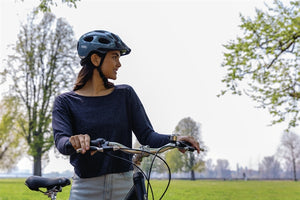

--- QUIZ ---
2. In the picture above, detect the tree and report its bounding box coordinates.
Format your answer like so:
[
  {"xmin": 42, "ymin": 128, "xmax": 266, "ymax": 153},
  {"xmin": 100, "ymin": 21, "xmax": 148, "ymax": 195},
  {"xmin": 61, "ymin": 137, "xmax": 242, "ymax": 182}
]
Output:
[
  {"xmin": 1, "ymin": 11, "xmax": 78, "ymax": 175},
  {"xmin": 258, "ymin": 156, "xmax": 281, "ymax": 179},
  {"xmin": 0, "ymin": 96, "xmax": 25, "ymax": 171},
  {"xmin": 277, "ymin": 131, "xmax": 300, "ymax": 181},
  {"xmin": 235, "ymin": 163, "xmax": 247, "ymax": 180},
  {"xmin": 21, "ymin": 0, "xmax": 80, "ymax": 13},
  {"xmin": 165, "ymin": 117, "xmax": 206, "ymax": 180},
  {"xmin": 202, "ymin": 158, "xmax": 216, "ymax": 178},
  {"xmin": 133, "ymin": 139, "xmax": 167, "ymax": 176},
  {"xmin": 220, "ymin": 0, "xmax": 300, "ymax": 128},
  {"xmin": 215, "ymin": 159, "xmax": 231, "ymax": 179}
]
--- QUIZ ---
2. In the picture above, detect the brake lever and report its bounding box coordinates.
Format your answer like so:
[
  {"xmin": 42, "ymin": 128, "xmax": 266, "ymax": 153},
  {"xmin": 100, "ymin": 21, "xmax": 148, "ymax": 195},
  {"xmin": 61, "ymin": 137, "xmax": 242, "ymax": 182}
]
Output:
[
  {"xmin": 76, "ymin": 146, "xmax": 100, "ymax": 153},
  {"xmin": 76, "ymin": 142, "xmax": 115, "ymax": 154},
  {"xmin": 90, "ymin": 138, "xmax": 106, "ymax": 147}
]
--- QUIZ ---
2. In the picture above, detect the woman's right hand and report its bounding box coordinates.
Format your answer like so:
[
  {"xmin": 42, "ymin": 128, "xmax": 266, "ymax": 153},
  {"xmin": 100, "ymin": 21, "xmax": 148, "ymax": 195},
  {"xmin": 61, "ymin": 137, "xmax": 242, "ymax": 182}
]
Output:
[{"xmin": 69, "ymin": 134, "xmax": 90, "ymax": 154}]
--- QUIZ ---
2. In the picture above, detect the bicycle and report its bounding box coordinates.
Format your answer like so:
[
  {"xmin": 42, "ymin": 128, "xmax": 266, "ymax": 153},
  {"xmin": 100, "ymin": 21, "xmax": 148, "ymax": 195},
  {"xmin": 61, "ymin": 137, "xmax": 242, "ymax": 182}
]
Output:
[{"xmin": 25, "ymin": 135, "xmax": 203, "ymax": 200}]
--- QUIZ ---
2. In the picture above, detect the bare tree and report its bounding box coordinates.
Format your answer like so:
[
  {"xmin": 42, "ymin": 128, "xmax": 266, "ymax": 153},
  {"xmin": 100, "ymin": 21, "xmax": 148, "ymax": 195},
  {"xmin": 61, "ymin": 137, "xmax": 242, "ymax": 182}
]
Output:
[
  {"xmin": 202, "ymin": 158, "xmax": 216, "ymax": 178},
  {"xmin": 259, "ymin": 156, "xmax": 281, "ymax": 179},
  {"xmin": 215, "ymin": 159, "xmax": 231, "ymax": 179},
  {"xmin": 277, "ymin": 131, "xmax": 300, "ymax": 181},
  {"xmin": 1, "ymin": 11, "xmax": 78, "ymax": 176}
]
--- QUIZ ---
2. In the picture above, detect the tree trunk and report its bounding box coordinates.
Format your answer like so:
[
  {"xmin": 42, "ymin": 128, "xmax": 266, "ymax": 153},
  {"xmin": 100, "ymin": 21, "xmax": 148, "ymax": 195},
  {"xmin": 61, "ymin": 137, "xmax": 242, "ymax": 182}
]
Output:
[
  {"xmin": 33, "ymin": 154, "xmax": 42, "ymax": 176},
  {"xmin": 292, "ymin": 157, "xmax": 297, "ymax": 181},
  {"xmin": 190, "ymin": 170, "xmax": 195, "ymax": 180}
]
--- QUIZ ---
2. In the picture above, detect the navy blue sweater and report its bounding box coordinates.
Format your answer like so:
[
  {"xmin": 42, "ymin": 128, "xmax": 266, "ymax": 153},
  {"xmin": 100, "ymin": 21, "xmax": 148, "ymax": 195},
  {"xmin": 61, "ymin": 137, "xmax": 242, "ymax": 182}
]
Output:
[{"xmin": 52, "ymin": 84, "xmax": 170, "ymax": 178}]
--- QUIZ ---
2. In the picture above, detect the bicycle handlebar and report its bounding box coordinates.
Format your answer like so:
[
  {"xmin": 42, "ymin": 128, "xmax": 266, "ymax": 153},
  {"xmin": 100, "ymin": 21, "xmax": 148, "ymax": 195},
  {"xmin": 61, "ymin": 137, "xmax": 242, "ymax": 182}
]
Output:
[
  {"xmin": 65, "ymin": 137, "xmax": 204, "ymax": 200},
  {"xmin": 69, "ymin": 138, "xmax": 200, "ymax": 155}
]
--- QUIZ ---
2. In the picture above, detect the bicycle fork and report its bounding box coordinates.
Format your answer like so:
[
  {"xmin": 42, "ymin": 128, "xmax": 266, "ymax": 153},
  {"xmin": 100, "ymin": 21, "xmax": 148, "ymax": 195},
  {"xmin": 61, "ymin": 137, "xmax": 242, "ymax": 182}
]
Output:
[
  {"xmin": 133, "ymin": 171, "xmax": 147, "ymax": 200},
  {"xmin": 125, "ymin": 171, "xmax": 148, "ymax": 200},
  {"xmin": 125, "ymin": 152, "xmax": 148, "ymax": 200}
]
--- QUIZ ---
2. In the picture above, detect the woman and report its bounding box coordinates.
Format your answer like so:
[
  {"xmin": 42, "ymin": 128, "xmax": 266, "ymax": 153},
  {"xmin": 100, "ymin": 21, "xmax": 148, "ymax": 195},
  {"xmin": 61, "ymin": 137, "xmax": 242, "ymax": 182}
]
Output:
[{"xmin": 52, "ymin": 30, "xmax": 201, "ymax": 200}]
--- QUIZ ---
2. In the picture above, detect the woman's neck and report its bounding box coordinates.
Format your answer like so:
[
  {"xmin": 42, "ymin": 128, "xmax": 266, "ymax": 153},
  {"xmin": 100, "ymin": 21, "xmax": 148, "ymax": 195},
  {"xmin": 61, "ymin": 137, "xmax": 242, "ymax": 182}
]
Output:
[{"xmin": 75, "ymin": 70, "xmax": 114, "ymax": 96}]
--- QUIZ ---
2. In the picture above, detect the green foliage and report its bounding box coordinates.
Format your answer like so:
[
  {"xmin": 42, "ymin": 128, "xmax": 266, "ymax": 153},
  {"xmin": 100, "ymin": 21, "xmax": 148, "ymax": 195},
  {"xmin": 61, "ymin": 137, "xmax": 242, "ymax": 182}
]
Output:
[
  {"xmin": 1, "ymin": 10, "xmax": 78, "ymax": 175},
  {"xmin": 166, "ymin": 149, "xmax": 185, "ymax": 172},
  {"xmin": 165, "ymin": 117, "xmax": 206, "ymax": 179},
  {"xmin": 0, "ymin": 96, "xmax": 26, "ymax": 171},
  {"xmin": 25, "ymin": 0, "xmax": 80, "ymax": 13},
  {"xmin": 220, "ymin": 0, "xmax": 300, "ymax": 129}
]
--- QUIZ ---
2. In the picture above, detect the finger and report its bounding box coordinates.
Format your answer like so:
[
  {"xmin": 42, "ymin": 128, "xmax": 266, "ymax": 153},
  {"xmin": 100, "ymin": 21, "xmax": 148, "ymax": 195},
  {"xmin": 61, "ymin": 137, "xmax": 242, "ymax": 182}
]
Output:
[
  {"xmin": 190, "ymin": 140, "xmax": 201, "ymax": 154},
  {"xmin": 84, "ymin": 134, "xmax": 90, "ymax": 151},
  {"xmin": 79, "ymin": 135, "xmax": 87, "ymax": 154},
  {"xmin": 69, "ymin": 137, "xmax": 76, "ymax": 149},
  {"xmin": 196, "ymin": 143, "xmax": 200, "ymax": 153},
  {"xmin": 74, "ymin": 136, "xmax": 81, "ymax": 150},
  {"xmin": 187, "ymin": 137, "xmax": 201, "ymax": 153},
  {"xmin": 196, "ymin": 144, "xmax": 200, "ymax": 154},
  {"xmin": 179, "ymin": 136, "xmax": 201, "ymax": 154}
]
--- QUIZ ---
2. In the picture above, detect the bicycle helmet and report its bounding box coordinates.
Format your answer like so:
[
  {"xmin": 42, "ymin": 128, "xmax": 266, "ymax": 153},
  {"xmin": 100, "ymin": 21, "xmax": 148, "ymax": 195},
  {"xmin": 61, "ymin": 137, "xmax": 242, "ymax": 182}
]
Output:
[{"xmin": 77, "ymin": 30, "xmax": 131, "ymax": 59}]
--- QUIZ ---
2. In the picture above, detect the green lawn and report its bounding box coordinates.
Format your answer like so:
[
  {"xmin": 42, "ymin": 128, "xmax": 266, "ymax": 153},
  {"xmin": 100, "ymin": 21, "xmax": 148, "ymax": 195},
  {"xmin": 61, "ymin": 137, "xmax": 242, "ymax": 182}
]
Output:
[
  {"xmin": 153, "ymin": 180, "xmax": 300, "ymax": 200},
  {"xmin": 0, "ymin": 178, "xmax": 300, "ymax": 200}
]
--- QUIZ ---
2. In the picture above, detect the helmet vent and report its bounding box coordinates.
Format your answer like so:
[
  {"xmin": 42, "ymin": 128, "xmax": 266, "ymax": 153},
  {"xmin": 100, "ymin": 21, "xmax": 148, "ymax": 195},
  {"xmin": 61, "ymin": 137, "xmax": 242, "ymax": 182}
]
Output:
[
  {"xmin": 98, "ymin": 38, "xmax": 110, "ymax": 44},
  {"xmin": 84, "ymin": 36, "xmax": 94, "ymax": 42}
]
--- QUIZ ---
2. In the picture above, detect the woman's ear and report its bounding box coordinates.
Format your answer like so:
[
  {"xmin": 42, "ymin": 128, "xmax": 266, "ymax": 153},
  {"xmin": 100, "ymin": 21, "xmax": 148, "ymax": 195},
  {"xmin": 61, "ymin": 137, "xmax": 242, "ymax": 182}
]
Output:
[{"xmin": 90, "ymin": 53, "xmax": 101, "ymax": 67}]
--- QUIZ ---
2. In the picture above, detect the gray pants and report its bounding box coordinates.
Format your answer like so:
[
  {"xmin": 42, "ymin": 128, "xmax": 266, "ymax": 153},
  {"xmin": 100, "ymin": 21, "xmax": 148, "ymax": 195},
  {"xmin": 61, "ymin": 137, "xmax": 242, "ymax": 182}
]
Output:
[{"xmin": 69, "ymin": 171, "xmax": 133, "ymax": 200}]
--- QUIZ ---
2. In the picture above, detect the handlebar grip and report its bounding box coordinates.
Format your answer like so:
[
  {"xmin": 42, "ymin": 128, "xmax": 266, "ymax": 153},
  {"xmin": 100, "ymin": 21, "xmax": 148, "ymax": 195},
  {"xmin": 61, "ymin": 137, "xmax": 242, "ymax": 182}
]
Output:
[
  {"xmin": 66, "ymin": 138, "xmax": 106, "ymax": 154},
  {"xmin": 65, "ymin": 140, "xmax": 76, "ymax": 154},
  {"xmin": 66, "ymin": 138, "xmax": 106, "ymax": 148},
  {"xmin": 65, "ymin": 141, "xmax": 72, "ymax": 149}
]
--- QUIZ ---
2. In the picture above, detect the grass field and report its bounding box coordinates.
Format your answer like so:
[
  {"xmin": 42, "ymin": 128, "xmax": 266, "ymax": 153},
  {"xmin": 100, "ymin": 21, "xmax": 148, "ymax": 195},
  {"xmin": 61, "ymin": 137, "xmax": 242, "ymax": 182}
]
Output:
[{"xmin": 0, "ymin": 178, "xmax": 300, "ymax": 200}]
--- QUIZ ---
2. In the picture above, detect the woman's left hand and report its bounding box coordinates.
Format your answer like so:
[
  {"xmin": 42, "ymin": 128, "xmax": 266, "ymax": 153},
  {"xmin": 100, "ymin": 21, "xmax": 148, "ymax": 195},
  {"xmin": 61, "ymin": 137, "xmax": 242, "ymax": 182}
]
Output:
[{"xmin": 177, "ymin": 135, "xmax": 201, "ymax": 154}]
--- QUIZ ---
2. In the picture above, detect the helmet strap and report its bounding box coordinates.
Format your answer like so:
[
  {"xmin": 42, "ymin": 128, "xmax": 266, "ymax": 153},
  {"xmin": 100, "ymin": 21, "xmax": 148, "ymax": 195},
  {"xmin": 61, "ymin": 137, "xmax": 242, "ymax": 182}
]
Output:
[{"xmin": 96, "ymin": 54, "xmax": 112, "ymax": 89}]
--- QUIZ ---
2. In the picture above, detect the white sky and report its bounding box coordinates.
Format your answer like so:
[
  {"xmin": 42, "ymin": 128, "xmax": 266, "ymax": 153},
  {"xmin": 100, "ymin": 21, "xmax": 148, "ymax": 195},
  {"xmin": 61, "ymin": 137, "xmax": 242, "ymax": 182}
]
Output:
[{"xmin": 1, "ymin": 0, "xmax": 296, "ymax": 173}]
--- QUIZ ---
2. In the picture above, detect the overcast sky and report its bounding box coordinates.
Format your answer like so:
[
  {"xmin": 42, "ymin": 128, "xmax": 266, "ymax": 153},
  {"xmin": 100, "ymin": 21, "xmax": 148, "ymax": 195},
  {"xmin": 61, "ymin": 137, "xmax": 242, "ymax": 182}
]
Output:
[{"xmin": 1, "ymin": 0, "xmax": 296, "ymax": 173}]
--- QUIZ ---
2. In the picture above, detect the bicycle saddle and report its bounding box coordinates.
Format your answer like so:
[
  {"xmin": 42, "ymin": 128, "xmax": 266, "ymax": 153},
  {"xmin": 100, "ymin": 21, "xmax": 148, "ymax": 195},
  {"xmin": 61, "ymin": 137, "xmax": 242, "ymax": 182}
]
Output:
[{"xmin": 25, "ymin": 176, "xmax": 71, "ymax": 191}]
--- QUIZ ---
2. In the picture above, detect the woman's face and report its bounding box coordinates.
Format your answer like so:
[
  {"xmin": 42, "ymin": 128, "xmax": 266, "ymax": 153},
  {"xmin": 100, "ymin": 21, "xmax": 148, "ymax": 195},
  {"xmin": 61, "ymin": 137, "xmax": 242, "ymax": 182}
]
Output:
[{"xmin": 101, "ymin": 51, "xmax": 121, "ymax": 80}]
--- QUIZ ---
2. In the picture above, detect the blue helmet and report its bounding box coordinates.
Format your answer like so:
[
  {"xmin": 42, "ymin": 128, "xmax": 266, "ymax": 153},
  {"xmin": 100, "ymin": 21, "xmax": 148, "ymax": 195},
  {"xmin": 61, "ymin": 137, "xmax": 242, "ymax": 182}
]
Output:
[{"xmin": 77, "ymin": 30, "xmax": 131, "ymax": 59}]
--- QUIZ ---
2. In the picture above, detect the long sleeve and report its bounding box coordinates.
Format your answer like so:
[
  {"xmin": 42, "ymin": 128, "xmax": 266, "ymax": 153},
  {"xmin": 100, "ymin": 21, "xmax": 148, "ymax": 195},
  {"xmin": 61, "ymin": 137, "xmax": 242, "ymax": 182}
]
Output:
[
  {"xmin": 127, "ymin": 86, "xmax": 169, "ymax": 147},
  {"xmin": 52, "ymin": 95, "xmax": 75, "ymax": 155}
]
